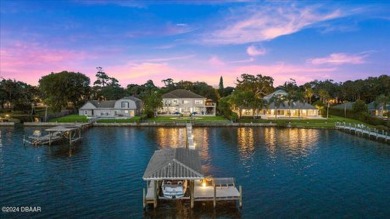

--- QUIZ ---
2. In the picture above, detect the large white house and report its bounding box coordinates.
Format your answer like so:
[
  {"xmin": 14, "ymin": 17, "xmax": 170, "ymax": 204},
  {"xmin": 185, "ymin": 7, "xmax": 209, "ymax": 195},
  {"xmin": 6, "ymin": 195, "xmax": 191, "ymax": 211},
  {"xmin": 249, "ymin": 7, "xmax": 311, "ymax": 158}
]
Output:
[
  {"xmin": 159, "ymin": 89, "xmax": 216, "ymax": 116},
  {"xmin": 79, "ymin": 96, "xmax": 142, "ymax": 118},
  {"xmin": 233, "ymin": 90, "xmax": 320, "ymax": 119}
]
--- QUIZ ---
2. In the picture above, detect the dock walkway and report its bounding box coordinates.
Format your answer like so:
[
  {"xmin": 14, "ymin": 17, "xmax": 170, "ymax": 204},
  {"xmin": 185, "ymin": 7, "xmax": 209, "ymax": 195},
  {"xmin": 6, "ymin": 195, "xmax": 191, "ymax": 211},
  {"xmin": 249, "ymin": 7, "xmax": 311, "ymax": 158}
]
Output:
[{"xmin": 336, "ymin": 122, "xmax": 390, "ymax": 143}]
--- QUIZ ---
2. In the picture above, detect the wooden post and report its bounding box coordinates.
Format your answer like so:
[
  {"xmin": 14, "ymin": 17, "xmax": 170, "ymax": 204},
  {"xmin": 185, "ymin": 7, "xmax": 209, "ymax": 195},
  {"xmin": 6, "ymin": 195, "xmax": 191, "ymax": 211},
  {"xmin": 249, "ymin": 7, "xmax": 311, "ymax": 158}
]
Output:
[
  {"xmin": 190, "ymin": 180, "xmax": 194, "ymax": 209},
  {"xmin": 154, "ymin": 180, "xmax": 158, "ymax": 208},
  {"xmin": 49, "ymin": 132, "xmax": 52, "ymax": 146},
  {"xmin": 143, "ymin": 188, "xmax": 146, "ymax": 209},
  {"xmin": 213, "ymin": 184, "xmax": 216, "ymax": 208},
  {"xmin": 69, "ymin": 131, "xmax": 72, "ymax": 145},
  {"xmin": 239, "ymin": 185, "xmax": 243, "ymax": 208}
]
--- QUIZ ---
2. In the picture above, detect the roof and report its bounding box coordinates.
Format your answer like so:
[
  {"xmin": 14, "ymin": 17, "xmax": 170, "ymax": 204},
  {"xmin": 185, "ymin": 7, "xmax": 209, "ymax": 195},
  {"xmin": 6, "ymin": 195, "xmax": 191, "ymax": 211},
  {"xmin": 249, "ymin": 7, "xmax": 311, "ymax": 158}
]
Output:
[
  {"xmin": 367, "ymin": 101, "xmax": 390, "ymax": 110},
  {"xmin": 143, "ymin": 148, "xmax": 204, "ymax": 180},
  {"xmin": 267, "ymin": 101, "xmax": 317, "ymax": 110},
  {"xmin": 162, "ymin": 89, "xmax": 205, "ymax": 99},
  {"xmin": 83, "ymin": 96, "xmax": 142, "ymax": 109},
  {"xmin": 263, "ymin": 90, "xmax": 288, "ymax": 101},
  {"xmin": 89, "ymin": 100, "xmax": 116, "ymax": 108}
]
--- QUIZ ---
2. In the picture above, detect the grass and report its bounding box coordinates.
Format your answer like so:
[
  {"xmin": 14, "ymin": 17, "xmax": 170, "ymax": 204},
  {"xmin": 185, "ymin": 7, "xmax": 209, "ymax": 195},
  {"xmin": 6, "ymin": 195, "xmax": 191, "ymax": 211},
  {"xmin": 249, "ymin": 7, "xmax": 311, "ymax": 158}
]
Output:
[
  {"xmin": 146, "ymin": 116, "xmax": 229, "ymax": 123},
  {"xmin": 96, "ymin": 116, "xmax": 141, "ymax": 123},
  {"xmin": 237, "ymin": 115, "xmax": 371, "ymax": 128},
  {"xmin": 49, "ymin": 114, "xmax": 88, "ymax": 123}
]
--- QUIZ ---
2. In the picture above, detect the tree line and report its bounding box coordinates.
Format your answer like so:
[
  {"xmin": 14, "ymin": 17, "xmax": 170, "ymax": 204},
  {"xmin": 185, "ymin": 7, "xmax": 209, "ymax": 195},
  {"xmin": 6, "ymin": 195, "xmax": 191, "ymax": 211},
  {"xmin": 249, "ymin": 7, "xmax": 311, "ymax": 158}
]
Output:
[{"xmin": 1, "ymin": 68, "xmax": 389, "ymax": 120}]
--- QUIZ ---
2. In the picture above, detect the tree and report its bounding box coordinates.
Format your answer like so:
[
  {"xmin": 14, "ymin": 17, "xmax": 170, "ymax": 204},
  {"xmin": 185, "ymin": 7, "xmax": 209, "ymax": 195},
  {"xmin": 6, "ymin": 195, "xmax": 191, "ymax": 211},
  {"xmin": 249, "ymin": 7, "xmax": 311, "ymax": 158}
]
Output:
[
  {"xmin": 218, "ymin": 76, "xmax": 224, "ymax": 97},
  {"xmin": 39, "ymin": 71, "xmax": 90, "ymax": 112},
  {"xmin": 352, "ymin": 99, "xmax": 369, "ymax": 120},
  {"xmin": 94, "ymin": 67, "xmax": 110, "ymax": 87},
  {"xmin": 0, "ymin": 79, "xmax": 38, "ymax": 111},
  {"xmin": 92, "ymin": 67, "xmax": 125, "ymax": 100},
  {"xmin": 304, "ymin": 86, "xmax": 314, "ymax": 104},
  {"xmin": 139, "ymin": 80, "xmax": 162, "ymax": 118}
]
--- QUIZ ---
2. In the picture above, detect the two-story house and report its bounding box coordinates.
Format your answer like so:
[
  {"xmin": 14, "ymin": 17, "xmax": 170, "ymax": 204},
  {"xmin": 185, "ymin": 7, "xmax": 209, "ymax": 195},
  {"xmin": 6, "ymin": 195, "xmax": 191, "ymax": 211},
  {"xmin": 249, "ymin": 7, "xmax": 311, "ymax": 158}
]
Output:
[
  {"xmin": 79, "ymin": 96, "xmax": 142, "ymax": 118},
  {"xmin": 159, "ymin": 89, "xmax": 216, "ymax": 116}
]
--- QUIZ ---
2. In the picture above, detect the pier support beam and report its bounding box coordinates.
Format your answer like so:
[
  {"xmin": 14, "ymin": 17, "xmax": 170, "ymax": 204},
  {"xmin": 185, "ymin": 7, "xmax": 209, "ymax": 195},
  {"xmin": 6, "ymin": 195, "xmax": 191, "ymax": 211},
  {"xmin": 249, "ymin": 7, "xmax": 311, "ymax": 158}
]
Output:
[
  {"xmin": 239, "ymin": 185, "xmax": 242, "ymax": 208},
  {"xmin": 143, "ymin": 188, "xmax": 146, "ymax": 209},
  {"xmin": 190, "ymin": 181, "xmax": 194, "ymax": 209},
  {"xmin": 213, "ymin": 184, "xmax": 216, "ymax": 208},
  {"xmin": 154, "ymin": 180, "xmax": 158, "ymax": 208}
]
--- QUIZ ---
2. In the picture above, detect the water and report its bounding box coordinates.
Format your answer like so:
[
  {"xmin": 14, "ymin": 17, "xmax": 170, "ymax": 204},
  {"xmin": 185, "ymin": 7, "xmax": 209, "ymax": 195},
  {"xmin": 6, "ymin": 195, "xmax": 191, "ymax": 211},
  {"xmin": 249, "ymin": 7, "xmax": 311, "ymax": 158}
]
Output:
[{"xmin": 1, "ymin": 126, "xmax": 390, "ymax": 218}]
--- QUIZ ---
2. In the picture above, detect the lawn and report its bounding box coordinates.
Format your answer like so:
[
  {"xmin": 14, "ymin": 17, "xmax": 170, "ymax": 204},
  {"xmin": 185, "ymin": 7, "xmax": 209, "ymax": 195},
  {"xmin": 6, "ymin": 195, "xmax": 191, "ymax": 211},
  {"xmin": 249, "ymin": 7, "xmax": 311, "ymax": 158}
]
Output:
[
  {"xmin": 49, "ymin": 114, "xmax": 88, "ymax": 123},
  {"xmin": 237, "ymin": 115, "xmax": 371, "ymax": 128},
  {"xmin": 96, "ymin": 116, "xmax": 141, "ymax": 123},
  {"xmin": 146, "ymin": 116, "xmax": 229, "ymax": 123}
]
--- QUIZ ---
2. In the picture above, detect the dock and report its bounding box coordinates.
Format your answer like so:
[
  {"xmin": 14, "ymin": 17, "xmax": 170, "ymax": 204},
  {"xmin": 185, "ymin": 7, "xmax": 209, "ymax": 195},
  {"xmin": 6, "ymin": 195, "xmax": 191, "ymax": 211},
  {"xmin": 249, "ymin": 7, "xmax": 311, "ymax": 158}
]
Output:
[
  {"xmin": 142, "ymin": 147, "xmax": 242, "ymax": 209},
  {"xmin": 23, "ymin": 125, "xmax": 84, "ymax": 146},
  {"xmin": 336, "ymin": 122, "xmax": 390, "ymax": 143}
]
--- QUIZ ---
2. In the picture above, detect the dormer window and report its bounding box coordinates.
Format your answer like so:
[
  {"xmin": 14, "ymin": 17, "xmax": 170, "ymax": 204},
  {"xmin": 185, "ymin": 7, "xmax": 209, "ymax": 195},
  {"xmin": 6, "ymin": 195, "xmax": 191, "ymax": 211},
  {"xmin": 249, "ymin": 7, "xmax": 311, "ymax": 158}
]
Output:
[{"xmin": 121, "ymin": 102, "xmax": 129, "ymax": 108}]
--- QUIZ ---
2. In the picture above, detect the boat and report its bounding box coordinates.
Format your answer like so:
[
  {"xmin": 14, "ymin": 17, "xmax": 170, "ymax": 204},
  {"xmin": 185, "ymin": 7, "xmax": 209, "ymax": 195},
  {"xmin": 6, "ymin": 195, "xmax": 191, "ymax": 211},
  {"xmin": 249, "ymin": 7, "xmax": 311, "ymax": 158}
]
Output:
[{"xmin": 161, "ymin": 180, "xmax": 187, "ymax": 199}]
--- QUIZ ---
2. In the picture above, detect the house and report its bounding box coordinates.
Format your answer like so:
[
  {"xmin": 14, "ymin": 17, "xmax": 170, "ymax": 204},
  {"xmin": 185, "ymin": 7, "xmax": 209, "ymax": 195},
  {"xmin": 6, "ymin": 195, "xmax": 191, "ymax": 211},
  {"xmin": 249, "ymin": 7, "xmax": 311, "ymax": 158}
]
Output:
[
  {"xmin": 79, "ymin": 96, "xmax": 142, "ymax": 118},
  {"xmin": 159, "ymin": 89, "xmax": 216, "ymax": 116},
  {"xmin": 233, "ymin": 90, "xmax": 320, "ymax": 119},
  {"xmin": 368, "ymin": 102, "xmax": 390, "ymax": 118}
]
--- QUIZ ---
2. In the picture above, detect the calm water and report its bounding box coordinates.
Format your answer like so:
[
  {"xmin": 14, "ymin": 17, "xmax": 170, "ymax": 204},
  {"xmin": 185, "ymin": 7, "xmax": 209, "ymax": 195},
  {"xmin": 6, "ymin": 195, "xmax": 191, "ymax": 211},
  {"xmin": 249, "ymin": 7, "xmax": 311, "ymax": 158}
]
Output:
[{"xmin": 1, "ymin": 126, "xmax": 390, "ymax": 218}]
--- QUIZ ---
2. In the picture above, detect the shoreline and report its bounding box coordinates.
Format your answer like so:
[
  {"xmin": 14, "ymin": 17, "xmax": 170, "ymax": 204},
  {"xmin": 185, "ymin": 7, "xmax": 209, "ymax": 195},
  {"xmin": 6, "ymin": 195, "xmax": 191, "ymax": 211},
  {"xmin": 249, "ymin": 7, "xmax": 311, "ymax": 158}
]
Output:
[{"xmin": 16, "ymin": 122, "xmax": 334, "ymax": 129}]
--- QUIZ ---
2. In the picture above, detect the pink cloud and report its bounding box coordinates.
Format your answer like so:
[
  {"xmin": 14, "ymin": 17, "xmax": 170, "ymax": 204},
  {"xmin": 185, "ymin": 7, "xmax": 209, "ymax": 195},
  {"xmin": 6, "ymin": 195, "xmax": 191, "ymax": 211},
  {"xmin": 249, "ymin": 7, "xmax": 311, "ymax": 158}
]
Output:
[
  {"xmin": 308, "ymin": 53, "xmax": 368, "ymax": 65},
  {"xmin": 204, "ymin": 4, "xmax": 344, "ymax": 44},
  {"xmin": 208, "ymin": 56, "xmax": 226, "ymax": 66},
  {"xmin": 246, "ymin": 45, "xmax": 266, "ymax": 56},
  {"xmin": 0, "ymin": 41, "xmax": 95, "ymax": 85}
]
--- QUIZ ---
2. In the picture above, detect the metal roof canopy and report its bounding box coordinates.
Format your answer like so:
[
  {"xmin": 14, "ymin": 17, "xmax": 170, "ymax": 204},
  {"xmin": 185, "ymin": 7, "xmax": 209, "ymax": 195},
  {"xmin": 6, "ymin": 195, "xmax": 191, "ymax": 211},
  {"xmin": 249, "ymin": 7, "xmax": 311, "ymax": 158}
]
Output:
[
  {"xmin": 45, "ymin": 125, "xmax": 81, "ymax": 132},
  {"xmin": 143, "ymin": 148, "xmax": 204, "ymax": 180}
]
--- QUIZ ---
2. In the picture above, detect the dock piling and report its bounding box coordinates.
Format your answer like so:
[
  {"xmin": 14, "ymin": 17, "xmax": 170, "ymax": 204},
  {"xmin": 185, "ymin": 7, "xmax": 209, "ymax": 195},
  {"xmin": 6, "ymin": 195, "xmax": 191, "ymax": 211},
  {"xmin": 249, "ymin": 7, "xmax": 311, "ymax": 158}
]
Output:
[{"xmin": 239, "ymin": 185, "xmax": 243, "ymax": 208}]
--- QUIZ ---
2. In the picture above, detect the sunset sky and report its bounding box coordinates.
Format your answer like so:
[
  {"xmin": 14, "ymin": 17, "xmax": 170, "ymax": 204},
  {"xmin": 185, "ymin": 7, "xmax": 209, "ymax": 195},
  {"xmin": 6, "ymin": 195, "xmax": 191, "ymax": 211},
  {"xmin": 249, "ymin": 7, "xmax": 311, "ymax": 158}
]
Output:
[{"xmin": 1, "ymin": 0, "xmax": 389, "ymax": 87}]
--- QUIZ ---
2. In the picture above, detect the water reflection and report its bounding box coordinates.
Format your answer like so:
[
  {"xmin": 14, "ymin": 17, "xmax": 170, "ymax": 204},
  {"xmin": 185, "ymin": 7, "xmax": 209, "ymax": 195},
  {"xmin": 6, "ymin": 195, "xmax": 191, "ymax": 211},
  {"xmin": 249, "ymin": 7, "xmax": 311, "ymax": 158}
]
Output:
[
  {"xmin": 155, "ymin": 127, "xmax": 186, "ymax": 148},
  {"xmin": 237, "ymin": 127, "xmax": 255, "ymax": 161}
]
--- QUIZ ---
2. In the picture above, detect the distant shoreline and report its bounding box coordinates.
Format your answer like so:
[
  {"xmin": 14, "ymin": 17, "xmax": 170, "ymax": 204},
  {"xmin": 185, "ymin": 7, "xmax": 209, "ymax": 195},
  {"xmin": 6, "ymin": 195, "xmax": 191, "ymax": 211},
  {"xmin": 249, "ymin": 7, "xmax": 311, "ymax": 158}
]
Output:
[{"xmin": 16, "ymin": 122, "xmax": 334, "ymax": 129}]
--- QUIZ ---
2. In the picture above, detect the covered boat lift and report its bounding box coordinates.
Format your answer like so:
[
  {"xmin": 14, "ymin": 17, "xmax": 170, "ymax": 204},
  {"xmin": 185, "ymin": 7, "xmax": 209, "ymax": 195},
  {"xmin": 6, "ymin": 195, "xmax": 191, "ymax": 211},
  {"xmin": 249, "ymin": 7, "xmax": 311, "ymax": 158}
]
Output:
[{"xmin": 142, "ymin": 148, "xmax": 242, "ymax": 209}]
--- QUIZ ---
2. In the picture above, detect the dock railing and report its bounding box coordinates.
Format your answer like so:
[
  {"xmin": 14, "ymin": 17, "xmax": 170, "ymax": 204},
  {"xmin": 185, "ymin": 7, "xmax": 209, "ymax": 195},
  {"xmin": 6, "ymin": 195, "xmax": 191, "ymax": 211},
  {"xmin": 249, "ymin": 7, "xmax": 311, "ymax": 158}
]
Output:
[{"xmin": 335, "ymin": 122, "xmax": 390, "ymax": 143}]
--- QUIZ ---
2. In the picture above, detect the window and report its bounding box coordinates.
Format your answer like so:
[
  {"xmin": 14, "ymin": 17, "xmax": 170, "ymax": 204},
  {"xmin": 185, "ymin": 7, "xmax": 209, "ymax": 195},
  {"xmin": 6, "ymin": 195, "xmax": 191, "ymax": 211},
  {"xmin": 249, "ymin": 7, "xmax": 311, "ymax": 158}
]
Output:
[
  {"xmin": 172, "ymin": 99, "xmax": 178, "ymax": 104},
  {"xmin": 121, "ymin": 101, "xmax": 129, "ymax": 108},
  {"xmin": 195, "ymin": 100, "xmax": 203, "ymax": 104},
  {"xmin": 183, "ymin": 100, "xmax": 189, "ymax": 104},
  {"xmin": 84, "ymin": 110, "xmax": 88, "ymax": 115}
]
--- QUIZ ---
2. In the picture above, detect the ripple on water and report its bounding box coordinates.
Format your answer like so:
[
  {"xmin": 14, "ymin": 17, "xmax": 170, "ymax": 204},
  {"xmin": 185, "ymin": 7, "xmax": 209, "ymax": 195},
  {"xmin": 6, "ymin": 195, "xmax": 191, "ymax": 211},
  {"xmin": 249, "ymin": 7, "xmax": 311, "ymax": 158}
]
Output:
[{"xmin": 1, "ymin": 127, "xmax": 390, "ymax": 218}]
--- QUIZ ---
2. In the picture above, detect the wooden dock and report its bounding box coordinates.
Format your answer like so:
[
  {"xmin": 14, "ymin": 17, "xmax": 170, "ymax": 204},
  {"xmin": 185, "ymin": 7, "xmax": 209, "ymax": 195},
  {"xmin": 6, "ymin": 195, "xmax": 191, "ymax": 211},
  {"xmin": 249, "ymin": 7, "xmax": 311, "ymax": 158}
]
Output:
[
  {"xmin": 23, "ymin": 124, "xmax": 85, "ymax": 146},
  {"xmin": 336, "ymin": 122, "xmax": 390, "ymax": 143}
]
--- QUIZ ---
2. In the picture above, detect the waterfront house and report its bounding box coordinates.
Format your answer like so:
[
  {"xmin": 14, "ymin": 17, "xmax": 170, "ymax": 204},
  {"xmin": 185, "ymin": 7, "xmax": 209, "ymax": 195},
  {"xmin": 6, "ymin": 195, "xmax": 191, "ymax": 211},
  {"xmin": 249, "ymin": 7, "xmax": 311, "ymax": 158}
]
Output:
[
  {"xmin": 159, "ymin": 89, "xmax": 216, "ymax": 116},
  {"xmin": 368, "ymin": 102, "xmax": 390, "ymax": 118},
  {"xmin": 233, "ymin": 90, "xmax": 320, "ymax": 119},
  {"xmin": 79, "ymin": 96, "xmax": 142, "ymax": 118}
]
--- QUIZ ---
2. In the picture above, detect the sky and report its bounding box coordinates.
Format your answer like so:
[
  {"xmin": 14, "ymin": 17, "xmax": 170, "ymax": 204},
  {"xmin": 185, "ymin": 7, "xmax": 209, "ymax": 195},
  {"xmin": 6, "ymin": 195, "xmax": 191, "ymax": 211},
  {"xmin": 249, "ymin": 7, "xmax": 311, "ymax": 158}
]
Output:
[{"xmin": 0, "ymin": 0, "xmax": 389, "ymax": 87}]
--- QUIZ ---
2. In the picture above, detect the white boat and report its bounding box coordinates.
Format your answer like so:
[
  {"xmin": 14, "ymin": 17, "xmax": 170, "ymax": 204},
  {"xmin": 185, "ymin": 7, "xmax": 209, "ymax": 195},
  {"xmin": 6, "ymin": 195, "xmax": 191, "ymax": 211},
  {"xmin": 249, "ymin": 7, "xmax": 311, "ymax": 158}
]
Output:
[{"xmin": 161, "ymin": 180, "xmax": 187, "ymax": 199}]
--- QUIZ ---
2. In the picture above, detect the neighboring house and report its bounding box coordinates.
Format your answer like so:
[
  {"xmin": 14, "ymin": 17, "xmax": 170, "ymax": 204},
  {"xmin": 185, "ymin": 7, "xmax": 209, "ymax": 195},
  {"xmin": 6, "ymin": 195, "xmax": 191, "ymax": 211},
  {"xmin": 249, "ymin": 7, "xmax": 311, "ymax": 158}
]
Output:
[
  {"xmin": 159, "ymin": 89, "xmax": 216, "ymax": 116},
  {"xmin": 233, "ymin": 90, "xmax": 320, "ymax": 119},
  {"xmin": 79, "ymin": 96, "xmax": 142, "ymax": 118},
  {"xmin": 368, "ymin": 102, "xmax": 390, "ymax": 118}
]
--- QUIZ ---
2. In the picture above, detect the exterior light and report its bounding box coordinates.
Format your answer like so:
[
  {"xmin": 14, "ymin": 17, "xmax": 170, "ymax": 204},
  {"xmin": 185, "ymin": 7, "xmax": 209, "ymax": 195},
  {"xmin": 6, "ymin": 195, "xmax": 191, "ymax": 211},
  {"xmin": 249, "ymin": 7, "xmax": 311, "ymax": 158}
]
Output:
[{"xmin": 202, "ymin": 180, "xmax": 207, "ymax": 187}]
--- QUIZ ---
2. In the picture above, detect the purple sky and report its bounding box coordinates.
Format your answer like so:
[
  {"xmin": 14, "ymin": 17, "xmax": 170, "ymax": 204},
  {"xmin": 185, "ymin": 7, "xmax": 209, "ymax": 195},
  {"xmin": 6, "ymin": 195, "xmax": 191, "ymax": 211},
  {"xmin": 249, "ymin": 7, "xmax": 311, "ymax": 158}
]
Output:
[{"xmin": 1, "ymin": 0, "xmax": 389, "ymax": 87}]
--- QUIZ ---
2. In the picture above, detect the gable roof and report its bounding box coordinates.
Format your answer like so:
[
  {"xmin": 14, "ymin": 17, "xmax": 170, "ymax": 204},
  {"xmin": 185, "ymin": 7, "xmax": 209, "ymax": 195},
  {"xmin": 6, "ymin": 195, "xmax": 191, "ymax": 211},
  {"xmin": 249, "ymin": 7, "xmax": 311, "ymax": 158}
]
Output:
[
  {"xmin": 263, "ymin": 90, "xmax": 288, "ymax": 101},
  {"xmin": 143, "ymin": 148, "xmax": 204, "ymax": 180},
  {"xmin": 162, "ymin": 89, "xmax": 205, "ymax": 99}
]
